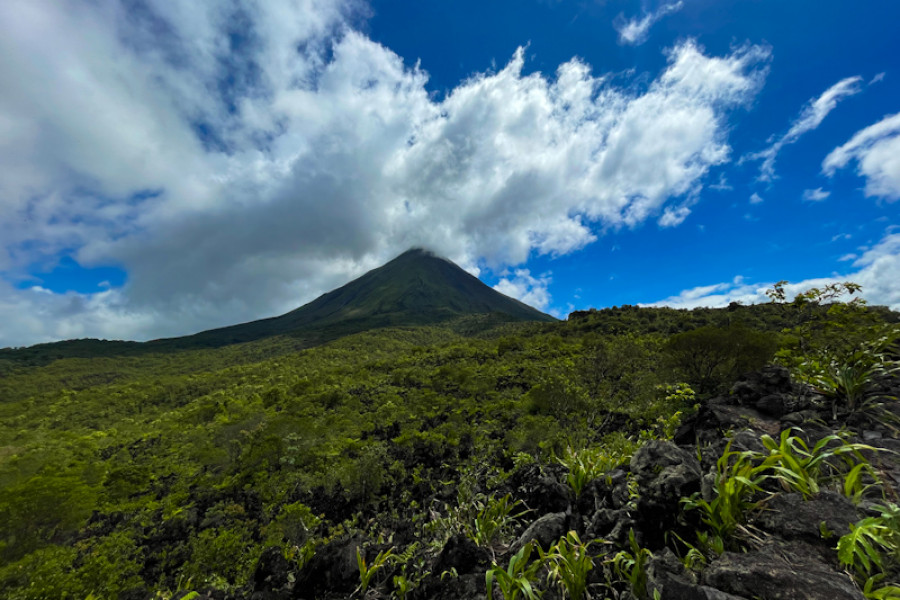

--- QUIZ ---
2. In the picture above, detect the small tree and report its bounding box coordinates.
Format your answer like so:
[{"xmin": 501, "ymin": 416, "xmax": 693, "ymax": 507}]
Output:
[
  {"xmin": 576, "ymin": 334, "xmax": 661, "ymax": 429},
  {"xmin": 664, "ymin": 325, "xmax": 776, "ymax": 395},
  {"xmin": 768, "ymin": 281, "xmax": 894, "ymax": 366},
  {"xmin": 767, "ymin": 281, "xmax": 900, "ymax": 418}
]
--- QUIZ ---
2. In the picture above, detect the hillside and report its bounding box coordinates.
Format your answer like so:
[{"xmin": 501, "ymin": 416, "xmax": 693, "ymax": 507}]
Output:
[
  {"xmin": 0, "ymin": 249, "xmax": 554, "ymax": 365},
  {"xmin": 1, "ymin": 283, "xmax": 899, "ymax": 600},
  {"xmin": 172, "ymin": 248, "xmax": 555, "ymax": 348}
]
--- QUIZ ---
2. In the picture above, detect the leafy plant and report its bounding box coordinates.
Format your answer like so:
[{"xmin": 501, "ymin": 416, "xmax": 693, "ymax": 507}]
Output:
[
  {"xmin": 392, "ymin": 574, "xmax": 414, "ymax": 599},
  {"xmin": 694, "ymin": 530, "xmax": 725, "ymax": 557},
  {"xmin": 485, "ymin": 542, "xmax": 543, "ymax": 600},
  {"xmin": 431, "ymin": 493, "xmax": 528, "ymax": 552},
  {"xmin": 839, "ymin": 517, "xmax": 891, "ymax": 578},
  {"xmin": 682, "ymin": 439, "xmax": 768, "ymax": 543},
  {"xmin": 807, "ymin": 346, "xmax": 899, "ymax": 418},
  {"xmin": 844, "ymin": 462, "xmax": 881, "ymax": 505},
  {"xmin": 388, "ymin": 543, "xmax": 422, "ymax": 599},
  {"xmin": 611, "ymin": 529, "xmax": 653, "ymax": 599},
  {"xmin": 667, "ymin": 531, "xmax": 709, "ymax": 571},
  {"xmin": 838, "ymin": 503, "xmax": 900, "ymax": 599},
  {"xmin": 356, "ymin": 546, "xmax": 395, "ymax": 595},
  {"xmin": 757, "ymin": 428, "xmax": 874, "ymax": 499},
  {"xmin": 557, "ymin": 442, "xmax": 637, "ymax": 498},
  {"xmin": 469, "ymin": 495, "xmax": 528, "ymax": 548},
  {"xmin": 538, "ymin": 531, "xmax": 597, "ymax": 600},
  {"xmin": 655, "ymin": 383, "xmax": 696, "ymax": 433},
  {"xmin": 863, "ymin": 575, "xmax": 900, "ymax": 600},
  {"xmin": 558, "ymin": 446, "xmax": 607, "ymax": 498}
]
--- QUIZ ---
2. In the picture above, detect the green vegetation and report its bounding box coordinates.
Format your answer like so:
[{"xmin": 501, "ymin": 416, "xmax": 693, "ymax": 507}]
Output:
[
  {"xmin": 611, "ymin": 529, "xmax": 654, "ymax": 599},
  {"xmin": 682, "ymin": 439, "xmax": 768, "ymax": 546},
  {"xmin": 839, "ymin": 503, "xmax": 900, "ymax": 599},
  {"xmin": 485, "ymin": 542, "xmax": 543, "ymax": 600},
  {"xmin": 0, "ymin": 272, "xmax": 898, "ymax": 599},
  {"xmin": 557, "ymin": 437, "xmax": 641, "ymax": 498},
  {"xmin": 684, "ymin": 428, "xmax": 877, "ymax": 556},
  {"xmin": 758, "ymin": 429, "xmax": 874, "ymax": 498},
  {"xmin": 538, "ymin": 531, "xmax": 596, "ymax": 600},
  {"xmin": 664, "ymin": 323, "xmax": 777, "ymax": 394},
  {"xmin": 356, "ymin": 546, "xmax": 395, "ymax": 595}
]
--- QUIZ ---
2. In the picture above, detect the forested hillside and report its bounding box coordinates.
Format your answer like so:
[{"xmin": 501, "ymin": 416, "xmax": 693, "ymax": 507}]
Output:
[{"xmin": 1, "ymin": 284, "xmax": 899, "ymax": 600}]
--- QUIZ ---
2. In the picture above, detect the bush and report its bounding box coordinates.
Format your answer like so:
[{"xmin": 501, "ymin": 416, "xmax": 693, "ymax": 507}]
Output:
[{"xmin": 664, "ymin": 325, "xmax": 776, "ymax": 394}]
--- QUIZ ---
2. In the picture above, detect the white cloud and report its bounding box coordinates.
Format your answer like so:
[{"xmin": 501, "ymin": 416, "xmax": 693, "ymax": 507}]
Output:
[
  {"xmin": 823, "ymin": 112, "xmax": 900, "ymax": 200},
  {"xmin": 709, "ymin": 173, "xmax": 733, "ymax": 191},
  {"xmin": 493, "ymin": 269, "xmax": 552, "ymax": 311},
  {"xmin": 0, "ymin": 283, "xmax": 156, "ymax": 347},
  {"xmin": 614, "ymin": 2, "xmax": 684, "ymax": 46},
  {"xmin": 802, "ymin": 187, "xmax": 831, "ymax": 202},
  {"xmin": 658, "ymin": 205, "xmax": 691, "ymax": 227},
  {"xmin": 648, "ymin": 232, "xmax": 900, "ymax": 310},
  {"xmin": 0, "ymin": 1, "xmax": 770, "ymax": 347},
  {"xmin": 870, "ymin": 72, "xmax": 886, "ymax": 85},
  {"xmin": 749, "ymin": 192, "xmax": 763, "ymax": 204},
  {"xmin": 838, "ymin": 253, "xmax": 857, "ymax": 261},
  {"xmin": 745, "ymin": 76, "xmax": 863, "ymax": 181}
]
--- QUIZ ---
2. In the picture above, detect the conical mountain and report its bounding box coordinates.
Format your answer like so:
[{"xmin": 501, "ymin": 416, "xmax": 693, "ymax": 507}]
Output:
[
  {"xmin": 172, "ymin": 248, "xmax": 555, "ymax": 348},
  {"xmin": 1, "ymin": 249, "xmax": 554, "ymax": 360}
]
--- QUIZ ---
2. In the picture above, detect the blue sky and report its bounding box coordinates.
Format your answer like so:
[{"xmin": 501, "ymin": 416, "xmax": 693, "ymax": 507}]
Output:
[{"xmin": 1, "ymin": 0, "xmax": 898, "ymax": 346}]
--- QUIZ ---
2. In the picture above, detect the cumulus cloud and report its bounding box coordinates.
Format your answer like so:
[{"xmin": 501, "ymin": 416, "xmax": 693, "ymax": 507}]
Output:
[
  {"xmin": 802, "ymin": 187, "xmax": 831, "ymax": 202},
  {"xmin": 749, "ymin": 192, "xmax": 763, "ymax": 204},
  {"xmin": 614, "ymin": 2, "xmax": 684, "ymax": 46},
  {"xmin": 823, "ymin": 112, "xmax": 900, "ymax": 200},
  {"xmin": 744, "ymin": 76, "xmax": 863, "ymax": 181},
  {"xmin": 493, "ymin": 269, "xmax": 552, "ymax": 311},
  {"xmin": 658, "ymin": 205, "xmax": 691, "ymax": 227},
  {"xmin": 0, "ymin": 283, "xmax": 156, "ymax": 348},
  {"xmin": 648, "ymin": 232, "xmax": 900, "ymax": 310},
  {"xmin": 0, "ymin": 0, "xmax": 770, "ymax": 347}
]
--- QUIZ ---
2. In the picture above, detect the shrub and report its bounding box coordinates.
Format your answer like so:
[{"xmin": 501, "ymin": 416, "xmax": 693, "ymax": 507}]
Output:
[{"xmin": 664, "ymin": 325, "xmax": 776, "ymax": 395}]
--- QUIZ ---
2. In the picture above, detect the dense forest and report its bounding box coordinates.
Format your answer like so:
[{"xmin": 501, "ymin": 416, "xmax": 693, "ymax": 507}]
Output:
[{"xmin": 1, "ymin": 281, "xmax": 899, "ymax": 600}]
